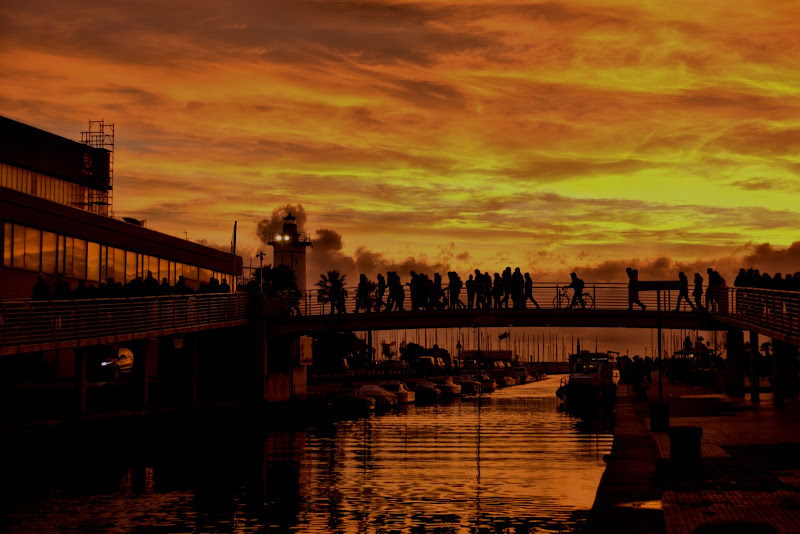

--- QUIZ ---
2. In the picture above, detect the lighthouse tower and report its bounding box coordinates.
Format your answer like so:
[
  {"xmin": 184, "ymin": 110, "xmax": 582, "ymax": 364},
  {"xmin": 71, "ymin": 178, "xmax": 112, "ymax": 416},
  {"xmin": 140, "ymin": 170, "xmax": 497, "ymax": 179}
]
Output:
[{"xmin": 267, "ymin": 213, "xmax": 312, "ymax": 292}]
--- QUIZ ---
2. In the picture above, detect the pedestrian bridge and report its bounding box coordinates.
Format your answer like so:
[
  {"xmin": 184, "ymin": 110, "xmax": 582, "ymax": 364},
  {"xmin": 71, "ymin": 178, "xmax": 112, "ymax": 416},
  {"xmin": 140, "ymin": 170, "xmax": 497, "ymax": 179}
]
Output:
[{"xmin": 1, "ymin": 284, "xmax": 798, "ymax": 356}]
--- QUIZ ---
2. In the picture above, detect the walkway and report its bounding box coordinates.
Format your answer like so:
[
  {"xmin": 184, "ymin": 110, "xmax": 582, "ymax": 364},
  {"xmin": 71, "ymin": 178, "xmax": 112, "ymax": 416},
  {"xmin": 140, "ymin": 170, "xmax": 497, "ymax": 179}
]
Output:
[
  {"xmin": 587, "ymin": 385, "xmax": 664, "ymax": 533},
  {"xmin": 590, "ymin": 376, "xmax": 800, "ymax": 533}
]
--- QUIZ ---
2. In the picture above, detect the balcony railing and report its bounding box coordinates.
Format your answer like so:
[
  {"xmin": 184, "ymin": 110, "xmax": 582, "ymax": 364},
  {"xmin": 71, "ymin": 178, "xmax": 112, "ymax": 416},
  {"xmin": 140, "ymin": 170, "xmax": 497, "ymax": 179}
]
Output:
[{"xmin": 1, "ymin": 293, "xmax": 249, "ymax": 351}]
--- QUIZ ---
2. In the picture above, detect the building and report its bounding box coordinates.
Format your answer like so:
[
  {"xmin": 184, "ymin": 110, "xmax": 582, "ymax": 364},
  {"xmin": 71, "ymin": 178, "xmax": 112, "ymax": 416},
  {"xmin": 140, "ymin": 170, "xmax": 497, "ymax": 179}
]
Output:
[
  {"xmin": 0, "ymin": 116, "xmax": 242, "ymax": 298},
  {"xmin": 267, "ymin": 213, "xmax": 311, "ymax": 293}
]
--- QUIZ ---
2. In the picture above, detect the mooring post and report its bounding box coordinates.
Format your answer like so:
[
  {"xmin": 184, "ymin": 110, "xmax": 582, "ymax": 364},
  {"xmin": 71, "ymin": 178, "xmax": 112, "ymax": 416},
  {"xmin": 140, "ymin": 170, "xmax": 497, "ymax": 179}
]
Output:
[
  {"xmin": 750, "ymin": 330, "xmax": 760, "ymax": 402},
  {"xmin": 74, "ymin": 349, "xmax": 87, "ymax": 414},
  {"xmin": 657, "ymin": 289, "xmax": 662, "ymax": 403}
]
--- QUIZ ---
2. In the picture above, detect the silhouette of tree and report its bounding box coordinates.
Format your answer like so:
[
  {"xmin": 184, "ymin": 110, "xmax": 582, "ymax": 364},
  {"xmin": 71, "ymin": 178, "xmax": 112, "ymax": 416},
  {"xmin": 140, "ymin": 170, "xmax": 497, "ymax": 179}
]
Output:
[
  {"xmin": 316, "ymin": 270, "xmax": 348, "ymax": 314},
  {"xmin": 256, "ymin": 264, "xmax": 297, "ymax": 295}
]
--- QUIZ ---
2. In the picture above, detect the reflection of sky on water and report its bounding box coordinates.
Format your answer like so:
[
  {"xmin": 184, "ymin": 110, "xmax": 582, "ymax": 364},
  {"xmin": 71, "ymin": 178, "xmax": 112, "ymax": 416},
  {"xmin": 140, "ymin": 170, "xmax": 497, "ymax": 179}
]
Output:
[
  {"xmin": 295, "ymin": 378, "xmax": 612, "ymax": 532},
  {"xmin": 0, "ymin": 378, "xmax": 611, "ymax": 533}
]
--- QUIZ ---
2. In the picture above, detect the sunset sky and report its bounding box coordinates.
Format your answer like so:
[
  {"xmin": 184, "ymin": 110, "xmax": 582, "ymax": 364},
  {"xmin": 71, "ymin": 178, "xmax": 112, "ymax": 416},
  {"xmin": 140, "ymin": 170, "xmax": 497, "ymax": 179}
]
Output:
[{"xmin": 2, "ymin": 0, "xmax": 799, "ymax": 284}]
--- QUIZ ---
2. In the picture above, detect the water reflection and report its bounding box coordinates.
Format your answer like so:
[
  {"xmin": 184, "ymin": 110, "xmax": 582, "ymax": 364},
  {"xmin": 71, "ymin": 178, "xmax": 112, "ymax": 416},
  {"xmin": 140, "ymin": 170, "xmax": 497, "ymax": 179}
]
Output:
[{"xmin": 0, "ymin": 377, "xmax": 611, "ymax": 533}]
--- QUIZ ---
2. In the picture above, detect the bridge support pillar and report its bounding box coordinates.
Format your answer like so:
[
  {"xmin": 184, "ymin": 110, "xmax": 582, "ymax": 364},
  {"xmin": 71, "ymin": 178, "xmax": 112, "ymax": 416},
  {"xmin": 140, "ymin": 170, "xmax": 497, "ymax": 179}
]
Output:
[
  {"xmin": 247, "ymin": 315, "xmax": 269, "ymax": 401},
  {"xmin": 772, "ymin": 339, "xmax": 798, "ymax": 406},
  {"xmin": 749, "ymin": 331, "xmax": 760, "ymax": 402},
  {"xmin": 726, "ymin": 328, "xmax": 745, "ymax": 396},
  {"xmin": 188, "ymin": 335, "xmax": 198, "ymax": 402},
  {"xmin": 139, "ymin": 338, "xmax": 158, "ymax": 409},
  {"xmin": 74, "ymin": 349, "xmax": 86, "ymax": 414}
]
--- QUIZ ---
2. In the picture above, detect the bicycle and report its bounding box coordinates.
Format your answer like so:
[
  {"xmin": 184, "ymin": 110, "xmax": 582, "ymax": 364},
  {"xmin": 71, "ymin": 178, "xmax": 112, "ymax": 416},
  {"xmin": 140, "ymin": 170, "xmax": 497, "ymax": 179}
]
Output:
[{"xmin": 553, "ymin": 286, "xmax": 594, "ymax": 310}]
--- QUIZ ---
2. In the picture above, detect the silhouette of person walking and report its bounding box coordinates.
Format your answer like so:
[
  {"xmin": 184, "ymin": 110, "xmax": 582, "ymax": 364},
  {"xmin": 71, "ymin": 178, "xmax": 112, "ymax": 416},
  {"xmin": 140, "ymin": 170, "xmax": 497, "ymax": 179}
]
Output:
[
  {"xmin": 524, "ymin": 273, "xmax": 541, "ymax": 309},
  {"xmin": 626, "ymin": 267, "xmax": 646, "ymax": 311},
  {"xmin": 675, "ymin": 271, "xmax": 695, "ymax": 311},
  {"xmin": 466, "ymin": 274, "xmax": 476, "ymax": 309},
  {"xmin": 376, "ymin": 273, "xmax": 386, "ymax": 311},
  {"xmin": 511, "ymin": 267, "xmax": 524, "ymax": 309},
  {"xmin": 693, "ymin": 273, "xmax": 704, "ymax": 311},
  {"xmin": 355, "ymin": 274, "xmax": 372, "ymax": 313},
  {"xmin": 565, "ymin": 272, "xmax": 586, "ymax": 309}
]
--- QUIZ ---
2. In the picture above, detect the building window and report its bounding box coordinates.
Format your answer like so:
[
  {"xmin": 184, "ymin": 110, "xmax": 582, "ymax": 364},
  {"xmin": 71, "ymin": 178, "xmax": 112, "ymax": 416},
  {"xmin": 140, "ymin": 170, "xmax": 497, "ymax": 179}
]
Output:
[
  {"xmin": 57, "ymin": 235, "xmax": 66, "ymax": 274},
  {"xmin": 87, "ymin": 241, "xmax": 101, "ymax": 282},
  {"xmin": 3, "ymin": 222, "xmax": 11, "ymax": 267},
  {"xmin": 73, "ymin": 238, "xmax": 87, "ymax": 280},
  {"xmin": 13, "ymin": 224, "xmax": 25, "ymax": 269},
  {"xmin": 42, "ymin": 231, "xmax": 57, "ymax": 275},
  {"xmin": 24, "ymin": 227, "xmax": 41, "ymax": 272},
  {"xmin": 114, "ymin": 247, "xmax": 125, "ymax": 283},
  {"xmin": 126, "ymin": 250, "xmax": 137, "ymax": 283},
  {"xmin": 159, "ymin": 258, "xmax": 168, "ymax": 284}
]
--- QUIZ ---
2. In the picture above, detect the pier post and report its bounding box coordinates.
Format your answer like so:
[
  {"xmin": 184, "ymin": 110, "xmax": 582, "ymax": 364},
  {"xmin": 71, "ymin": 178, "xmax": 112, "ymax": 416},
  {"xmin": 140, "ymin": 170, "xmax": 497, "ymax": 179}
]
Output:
[
  {"xmin": 139, "ymin": 338, "xmax": 158, "ymax": 409},
  {"xmin": 726, "ymin": 328, "xmax": 745, "ymax": 396},
  {"xmin": 189, "ymin": 335, "xmax": 198, "ymax": 402},
  {"xmin": 247, "ymin": 310, "xmax": 270, "ymax": 401},
  {"xmin": 74, "ymin": 349, "xmax": 87, "ymax": 414},
  {"xmin": 772, "ymin": 339, "xmax": 798, "ymax": 406},
  {"xmin": 246, "ymin": 296, "xmax": 294, "ymax": 402},
  {"xmin": 749, "ymin": 331, "xmax": 760, "ymax": 402}
]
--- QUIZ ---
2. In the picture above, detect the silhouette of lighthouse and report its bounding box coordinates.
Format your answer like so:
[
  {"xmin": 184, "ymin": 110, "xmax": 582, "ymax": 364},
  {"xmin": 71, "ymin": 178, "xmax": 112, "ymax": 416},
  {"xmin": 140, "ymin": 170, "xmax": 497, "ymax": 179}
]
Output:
[{"xmin": 267, "ymin": 213, "xmax": 312, "ymax": 292}]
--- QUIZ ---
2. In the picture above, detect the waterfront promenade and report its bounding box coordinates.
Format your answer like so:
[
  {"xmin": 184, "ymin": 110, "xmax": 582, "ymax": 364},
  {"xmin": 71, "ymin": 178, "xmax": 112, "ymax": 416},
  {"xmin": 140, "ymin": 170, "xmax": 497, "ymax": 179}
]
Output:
[{"xmin": 590, "ymin": 376, "xmax": 800, "ymax": 534}]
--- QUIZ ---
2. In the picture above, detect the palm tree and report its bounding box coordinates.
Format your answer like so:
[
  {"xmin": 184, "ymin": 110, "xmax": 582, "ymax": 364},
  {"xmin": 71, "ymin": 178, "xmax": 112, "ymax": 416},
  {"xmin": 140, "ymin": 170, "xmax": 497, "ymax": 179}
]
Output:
[
  {"xmin": 317, "ymin": 270, "xmax": 348, "ymax": 314},
  {"xmin": 257, "ymin": 264, "xmax": 297, "ymax": 295}
]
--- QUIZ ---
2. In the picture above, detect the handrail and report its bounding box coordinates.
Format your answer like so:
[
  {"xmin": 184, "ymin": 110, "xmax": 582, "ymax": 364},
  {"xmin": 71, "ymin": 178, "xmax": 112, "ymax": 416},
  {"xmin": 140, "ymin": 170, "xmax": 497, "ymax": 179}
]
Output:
[
  {"xmin": 712, "ymin": 286, "xmax": 800, "ymax": 341},
  {"xmin": 278, "ymin": 282, "xmax": 699, "ymax": 317},
  {"xmin": 0, "ymin": 293, "xmax": 249, "ymax": 350},
  {"xmin": 5, "ymin": 285, "xmax": 797, "ymax": 352}
]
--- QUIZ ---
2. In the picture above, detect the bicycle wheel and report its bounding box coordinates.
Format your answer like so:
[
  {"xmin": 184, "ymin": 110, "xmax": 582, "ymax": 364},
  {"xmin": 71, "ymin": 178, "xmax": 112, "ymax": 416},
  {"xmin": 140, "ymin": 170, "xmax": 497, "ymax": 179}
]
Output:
[
  {"xmin": 553, "ymin": 293, "xmax": 568, "ymax": 309},
  {"xmin": 582, "ymin": 293, "xmax": 594, "ymax": 309}
]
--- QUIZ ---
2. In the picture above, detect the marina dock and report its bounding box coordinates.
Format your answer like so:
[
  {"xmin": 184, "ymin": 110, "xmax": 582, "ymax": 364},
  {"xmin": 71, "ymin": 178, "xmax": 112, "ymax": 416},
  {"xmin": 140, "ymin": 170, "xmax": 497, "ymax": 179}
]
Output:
[{"xmin": 589, "ymin": 376, "xmax": 800, "ymax": 533}]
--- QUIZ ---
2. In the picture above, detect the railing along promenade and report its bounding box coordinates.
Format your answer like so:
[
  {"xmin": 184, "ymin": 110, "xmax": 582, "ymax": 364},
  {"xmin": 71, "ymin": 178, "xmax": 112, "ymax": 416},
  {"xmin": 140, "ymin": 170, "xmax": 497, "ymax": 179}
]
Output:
[
  {"xmin": 0, "ymin": 293, "xmax": 249, "ymax": 356},
  {"xmin": 713, "ymin": 286, "xmax": 800, "ymax": 346}
]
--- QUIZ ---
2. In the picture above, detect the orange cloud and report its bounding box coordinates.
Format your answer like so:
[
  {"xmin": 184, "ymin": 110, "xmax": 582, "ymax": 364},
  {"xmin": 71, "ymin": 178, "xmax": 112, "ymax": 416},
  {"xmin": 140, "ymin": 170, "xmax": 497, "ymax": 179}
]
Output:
[{"xmin": 1, "ymin": 0, "xmax": 798, "ymax": 280}]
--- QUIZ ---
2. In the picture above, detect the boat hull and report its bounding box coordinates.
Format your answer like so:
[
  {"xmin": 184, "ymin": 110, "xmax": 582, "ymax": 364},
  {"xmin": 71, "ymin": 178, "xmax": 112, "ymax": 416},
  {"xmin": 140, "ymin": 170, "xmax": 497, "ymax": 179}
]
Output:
[{"xmin": 557, "ymin": 383, "xmax": 616, "ymax": 416}]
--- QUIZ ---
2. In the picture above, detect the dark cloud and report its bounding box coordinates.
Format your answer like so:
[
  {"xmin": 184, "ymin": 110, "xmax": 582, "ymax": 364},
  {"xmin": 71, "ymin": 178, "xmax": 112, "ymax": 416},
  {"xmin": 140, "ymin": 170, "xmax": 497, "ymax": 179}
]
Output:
[
  {"xmin": 305, "ymin": 227, "xmax": 453, "ymax": 285},
  {"xmin": 308, "ymin": 228, "xmax": 357, "ymax": 282},
  {"xmin": 256, "ymin": 204, "xmax": 308, "ymax": 244},
  {"xmin": 730, "ymin": 177, "xmax": 800, "ymax": 192},
  {"xmin": 0, "ymin": 0, "xmax": 497, "ymax": 69},
  {"xmin": 352, "ymin": 247, "xmax": 450, "ymax": 279},
  {"xmin": 537, "ymin": 241, "xmax": 800, "ymax": 285},
  {"xmin": 703, "ymin": 124, "xmax": 800, "ymax": 158},
  {"xmin": 742, "ymin": 242, "xmax": 800, "ymax": 276}
]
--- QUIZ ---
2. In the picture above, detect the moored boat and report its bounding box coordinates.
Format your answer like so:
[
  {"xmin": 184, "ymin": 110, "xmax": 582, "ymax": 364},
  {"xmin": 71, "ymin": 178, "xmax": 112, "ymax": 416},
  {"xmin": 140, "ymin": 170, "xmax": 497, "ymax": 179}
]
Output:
[
  {"xmin": 556, "ymin": 351, "xmax": 616, "ymax": 416},
  {"xmin": 357, "ymin": 384, "xmax": 398, "ymax": 409},
  {"xmin": 381, "ymin": 381, "xmax": 416, "ymax": 404},
  {"xmin": 330, "ymin": 390, "xmax": 376, "ymax": 413},
  {"xmin": 414, "ymin": 381, "xmax": 442, "ymax": 404},
  {"xmin": 436, "ymin": 376, "xmax": 462, "ymax": 397},
  {"xmin": 474, "ymin": 374, "xmax": 496, "ymax": 393},
  {"xmin": 513, "ymin": 366, "xmax": 534, "ymax": 383},
  {"xmin": 498, "ymin": 376, "xmax": 516, "ymax": 388},
  {"xmin": 457, "ymin": 374, "xmax": 481, "ymax": 396}
]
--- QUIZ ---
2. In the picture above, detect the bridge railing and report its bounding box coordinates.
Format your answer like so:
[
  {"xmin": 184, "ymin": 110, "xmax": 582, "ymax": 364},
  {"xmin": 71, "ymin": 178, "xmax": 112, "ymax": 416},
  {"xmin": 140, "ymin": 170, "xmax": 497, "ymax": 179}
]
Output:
[
  {"xmin": 0, "ymin": 293, "xmax": 249, "ymax": 350},
  {"xmin": 280, "ymin": 282, "xmax": 700, "ymax": 317},
  {"xmin": 713, "ymin": 286, "xmax": 800, "ymax": 340}
]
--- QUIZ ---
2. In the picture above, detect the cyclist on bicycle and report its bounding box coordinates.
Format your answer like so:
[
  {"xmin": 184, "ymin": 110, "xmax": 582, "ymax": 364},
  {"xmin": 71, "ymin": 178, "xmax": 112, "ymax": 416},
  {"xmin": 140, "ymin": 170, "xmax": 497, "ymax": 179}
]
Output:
[{"xmin": 565, "ymin": 272, "xmax": 586, "ymax": 309}]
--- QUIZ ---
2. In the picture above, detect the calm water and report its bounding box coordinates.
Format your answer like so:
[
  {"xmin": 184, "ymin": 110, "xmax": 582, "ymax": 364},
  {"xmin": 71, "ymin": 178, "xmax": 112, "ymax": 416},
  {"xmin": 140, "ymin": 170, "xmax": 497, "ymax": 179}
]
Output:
[{"xmin": 0, "ymin": 377, "xmax": 613, "ymax": 533}]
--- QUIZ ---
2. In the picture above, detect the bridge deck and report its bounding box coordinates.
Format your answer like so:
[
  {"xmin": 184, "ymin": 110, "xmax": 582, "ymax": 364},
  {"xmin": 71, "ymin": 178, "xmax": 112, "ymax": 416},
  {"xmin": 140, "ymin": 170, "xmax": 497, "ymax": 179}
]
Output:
[{"xmin": 2, "ymin": 286, "xmax": 798, "ymax": 355}]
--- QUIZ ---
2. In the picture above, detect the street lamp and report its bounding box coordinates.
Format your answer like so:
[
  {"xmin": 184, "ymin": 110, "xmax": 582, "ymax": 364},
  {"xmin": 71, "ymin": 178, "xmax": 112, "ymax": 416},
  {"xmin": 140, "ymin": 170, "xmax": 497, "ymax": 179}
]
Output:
[{"xmin": 256, "ymin": 251, "xmax": 266, "ymax": 294}]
